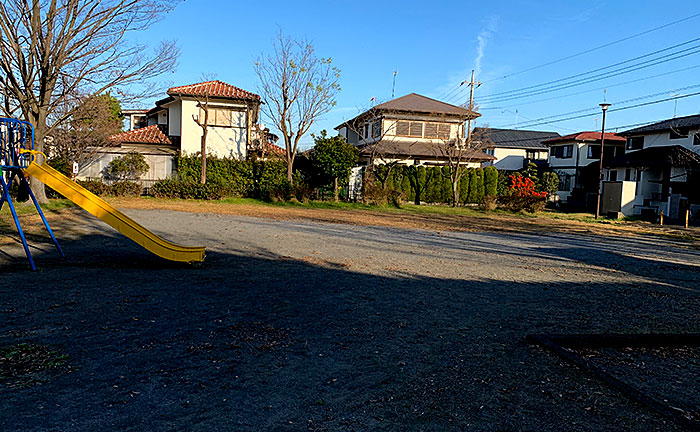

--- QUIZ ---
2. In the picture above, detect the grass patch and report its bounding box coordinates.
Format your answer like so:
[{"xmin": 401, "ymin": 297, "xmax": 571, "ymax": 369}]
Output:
[
  {"xmin": 0, "ymin": 343, "xmax": 73, "ymax": 389},
  {"xmin": 0, "ymin": 199, "xmax": 75, "ymax": 217}
]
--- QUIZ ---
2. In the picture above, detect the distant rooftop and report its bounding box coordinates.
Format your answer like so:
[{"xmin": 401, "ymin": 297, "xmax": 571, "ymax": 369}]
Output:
[
  {"xmin": 474, "ymin": 128, "xmax": 560, "ymax": 150},
  {"xmin": 542, "ymin": 131, "xmax": 625, "ymax": 144},
  {"xmin": 109, "ymin": 124, "xmax": 172, "ymax": 145},
  {"xmin": 619, "ymin": 114, "xmax": 700, "ymax": 136},
  {"xmin": 167, "ymin": 80, "xmax": 260, "ymax": 101}
]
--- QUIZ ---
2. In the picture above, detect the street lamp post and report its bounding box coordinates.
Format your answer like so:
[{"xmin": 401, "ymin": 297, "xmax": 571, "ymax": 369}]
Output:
[{"xmin": 595, "ymin": 103, "xmax": 611, "ymax": 219}]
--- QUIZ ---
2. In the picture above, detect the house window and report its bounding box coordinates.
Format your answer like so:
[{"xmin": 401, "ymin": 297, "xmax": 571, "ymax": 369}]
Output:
[
  {"xmin": 408, "ymin": 121, "xmax": 423, "ymax": 137},
  {"xmin": 552, "ymin": 144, "xmax": 573, "ymax": 158},
  {"xmin": 438, "ymin": 124, "xmax": 450, "ymax": 139},
  {"xmin": 371, "ymin": 119, "xmax": 382, "ymax": 139},
  {"xmin": 588, "ymin": 144, "xmax": 601, "ymax": 159},
  {"xmin": 625, "ymin": 168, "xmax": 631, "ymax": 181},
  {"xmin": 626, "ymin": 136, "xmax": 644, "ymax": 150},
  {"xmin": 609, "ymin": 171, "xmax": 617, "ymax": 181},
  {"xmin": 424, "ymin": 123, "xmax": 438, "ymax": 139},
  {"xmin": 670, "ymin": 128, "xmax": 688, "ymax": 140},
  {"xmin": 694, "ymin": 133, "xmax": 700, "ymax": 145},
  {"xmin": 396, "ymin": 121, "xmax": 410, "ymax": 136},
  {"xmin": 526, "ymin": 150, "xmax": 536, "ymax": 159},
  {"xmin": 200, "ymin": 107, "xmax": 234, "ymax": 127}
]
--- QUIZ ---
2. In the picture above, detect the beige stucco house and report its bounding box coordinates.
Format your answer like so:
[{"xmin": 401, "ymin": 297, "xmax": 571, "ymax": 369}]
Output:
[{"xmin": 79, "ymin": 81, "xmax": 278, "ymax": 187}]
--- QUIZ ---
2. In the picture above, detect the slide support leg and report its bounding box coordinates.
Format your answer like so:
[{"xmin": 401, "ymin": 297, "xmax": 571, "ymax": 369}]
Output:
[{"xmin": 0, "ymin": 174, "xmax": 36, "ymax": 271}]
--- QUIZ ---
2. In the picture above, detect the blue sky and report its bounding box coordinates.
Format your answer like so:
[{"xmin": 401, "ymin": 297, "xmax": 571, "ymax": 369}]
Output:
[{"xmin": 133, "ymin": 0, "xmax": 700, "ymax": 149}]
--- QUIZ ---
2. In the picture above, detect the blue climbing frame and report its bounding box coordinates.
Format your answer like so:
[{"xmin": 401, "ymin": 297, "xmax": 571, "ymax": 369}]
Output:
[{"xmin": 0, "ymin": 118, "xmax": 63, "ymax": 270}]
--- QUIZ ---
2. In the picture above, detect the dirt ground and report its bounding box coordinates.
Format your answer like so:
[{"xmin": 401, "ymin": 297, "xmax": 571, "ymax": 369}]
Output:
[{"xmin": 1, "ymin": 205, "xmax": 699, "ymax": 431}]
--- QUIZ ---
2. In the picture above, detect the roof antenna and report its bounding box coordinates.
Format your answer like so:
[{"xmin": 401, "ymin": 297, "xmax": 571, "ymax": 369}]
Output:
[{"xmin": 392, "ymin": 69, "xmax": 398, "ymax": 99}]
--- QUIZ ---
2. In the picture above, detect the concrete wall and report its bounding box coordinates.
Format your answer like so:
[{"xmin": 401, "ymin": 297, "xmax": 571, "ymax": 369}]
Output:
[{"xmin": 77, "ymin": 149, "xmax": 175, "ymax": 183}]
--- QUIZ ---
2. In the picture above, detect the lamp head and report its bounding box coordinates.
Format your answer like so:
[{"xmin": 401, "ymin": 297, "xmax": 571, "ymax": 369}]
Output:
[{"xmin": 600, "ymin": 103, "xmax": 611, "ymax": 112}]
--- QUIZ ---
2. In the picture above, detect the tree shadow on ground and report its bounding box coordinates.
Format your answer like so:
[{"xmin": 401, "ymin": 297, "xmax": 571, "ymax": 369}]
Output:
[{"xmin": 0, "ymin": 227, "xmax": 697, "ymax": 431}]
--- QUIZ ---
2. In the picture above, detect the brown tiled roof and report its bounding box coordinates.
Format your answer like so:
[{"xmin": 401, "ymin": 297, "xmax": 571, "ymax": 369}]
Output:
[
  {"xmin": 109, "ymin": 125, "xmax": 172, "ymax": 145},
  {"xmin": 265, "ymin": 142, "xmax": 286, "ymax": 155},
  {"xmin": 542, "ymin": 131, "xmax": 625, "ymax": 144},
  {"xmin": 359, "ymin": 140, "xmax": 495, "ymax": 161},
  {"xmin": 167, "ymin": 80, "xmax": 260, "ymax": 101}
]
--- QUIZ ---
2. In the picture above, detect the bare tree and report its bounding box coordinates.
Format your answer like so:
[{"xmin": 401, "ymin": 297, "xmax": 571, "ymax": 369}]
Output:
[
  {"xmin": 192, "ymin": 92, "xmax": 210, "ymax": 184},
  {"xmin": 47, "ymin": 93, "xmax": 123, "ymax": 167},
  {"xmin": 0, "ymin": 0, "xmax": 179, "ymax": 201},
  {"xmin": 255, "ymin": 31, "xmax": 341, "ymax": 184}
]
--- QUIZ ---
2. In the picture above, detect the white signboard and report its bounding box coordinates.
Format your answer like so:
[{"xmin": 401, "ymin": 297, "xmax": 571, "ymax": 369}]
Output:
[{"xmin": 72, "ymin": 161, "xmax": 79, "ymax": 175}]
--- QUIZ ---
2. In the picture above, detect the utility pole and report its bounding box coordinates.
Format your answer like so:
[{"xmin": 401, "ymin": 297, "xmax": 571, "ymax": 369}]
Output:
[
  {"xmin": 596, "ymin": 103, "xmax": 611, "ymax": 219},
  {"xmin": 463, "ymin": 69, "xmax": 481, "ymax": 143}
]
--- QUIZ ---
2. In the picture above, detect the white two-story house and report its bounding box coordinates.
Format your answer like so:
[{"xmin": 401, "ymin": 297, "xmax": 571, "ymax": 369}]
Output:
[
  {"xmin": 603, "ymin": 114, "xmax": 700, "ymax": 219},
  {"xmin": 477, "ymin": 128, "xmax": 559, "ymax": 171},
  {"xmin": 543, "ymin": 131, "xmax": 626, "ymax": 207},
  {"xmin": 80, "ymin": 81, "xmax": 266, "ymax": 185}
]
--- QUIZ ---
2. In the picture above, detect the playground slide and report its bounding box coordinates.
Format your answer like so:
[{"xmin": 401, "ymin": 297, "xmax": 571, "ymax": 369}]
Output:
[{"xmin": 25, "ymin": 161, "xmax": 205, "ymax": 263}]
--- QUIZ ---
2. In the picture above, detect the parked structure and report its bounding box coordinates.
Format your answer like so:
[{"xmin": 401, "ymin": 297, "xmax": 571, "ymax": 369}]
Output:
[
  {"xmin": 335, "ymin": 93, "xmax": 494, "ymax": 198},
  {"xmin": 477, "ymin": 128, "xmax": 559, "ymax": 171},
  {"xmin": 79, "ymin": 80, "xmax": 280, "ymax": 186},
  {"xmin": 543, "ymin": 131, "xmax": 626, "ymax": 207},
  {"xmin": 602, "ymin": 114, "xmax": 700, "ymax": 219}
]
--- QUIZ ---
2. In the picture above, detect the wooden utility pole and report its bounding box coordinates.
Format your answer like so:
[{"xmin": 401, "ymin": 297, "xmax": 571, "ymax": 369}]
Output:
[{"xmin": 464, "ymin": 70, "xmax": 481, "ymax": 143}]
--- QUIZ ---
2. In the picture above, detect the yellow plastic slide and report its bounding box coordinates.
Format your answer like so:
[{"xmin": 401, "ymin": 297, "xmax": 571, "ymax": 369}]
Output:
[{"xmin": 25, "ymin": 160, "xmax": 205, "ymax": 263}]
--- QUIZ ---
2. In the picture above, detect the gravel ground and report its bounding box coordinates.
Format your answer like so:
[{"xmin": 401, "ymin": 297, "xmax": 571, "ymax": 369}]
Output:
[{"xmin": 1, "ymin": 208, "xmax": 699, "ymax": 431}]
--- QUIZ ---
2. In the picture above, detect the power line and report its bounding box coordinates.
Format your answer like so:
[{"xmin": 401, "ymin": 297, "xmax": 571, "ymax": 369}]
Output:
[
  {"xmin": 478, "ymin": 37, "xmax": 700, "ymax": 102},
  {"xmin": 479, "ymin": 63, "xmax": 700, "ymax": 111},
  {"xmin": 502, "ymin": 83, "xmax": 700, "ymax": 129},
  {"xmin": 476, "ymin": 43, "xmax": 700, "ymax": 104},
  {"xmin": 487, "ymin": 12, "xmax": 700, "ymax": 83},
  {"xmin": 500, "ymin": 91, "xmax": 700, "ymax": 129}
]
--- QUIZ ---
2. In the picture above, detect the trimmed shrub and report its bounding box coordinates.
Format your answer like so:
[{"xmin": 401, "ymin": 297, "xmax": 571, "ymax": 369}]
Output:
[
  {"xmin": 110, "ymin": 181, "xmax": 141, "ymax": 197},
  {"xmin": 151, "ymin": 179, "xmax": 228, "ymax": 200},
  {"xmin": 538, "ymin": 171, "xmax": 560, "ymax": 195},
  {"xmin": 484, "ymin": 166, "xmax": 498, "ymax": 196},
  {"xmin": 106, "ymin": 151, "xmax": 149, "ymax": 181},
  {"xmin": 77, "ymin": 179, "xmax": 110, "ymax": 196},
  {"xmin": 475, "ymin": 168, "xmax": 485, "ymax": 203}
]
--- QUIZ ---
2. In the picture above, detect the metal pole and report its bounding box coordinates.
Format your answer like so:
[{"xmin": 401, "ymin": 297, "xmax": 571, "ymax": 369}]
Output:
[
  {"xmin": 596, "ymin": 104, "xmax": 610, "ymax": 219},
  {"xmin": 467, "ymin": 70, "xmax": 475, "ymax": 143}
]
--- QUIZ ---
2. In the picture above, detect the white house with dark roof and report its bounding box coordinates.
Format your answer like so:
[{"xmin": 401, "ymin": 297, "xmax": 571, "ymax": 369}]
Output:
[
  {"xmin": 476, "ymin": 128, "xmax": 559, "ymax": 171},
  {"xmin": 542, "ymin": 131, "xmax": 626, "ymax": 206},
  {"xmin": 335, "ymin": 93, "xmax": 494, "ymax": 166},
  {"xmin": 601, "ymin": 114, "xmax": 700, "ymax": 219},
  {"xmin": 335, "ymin": 93, "xmax": 494, "ymax": 198}
]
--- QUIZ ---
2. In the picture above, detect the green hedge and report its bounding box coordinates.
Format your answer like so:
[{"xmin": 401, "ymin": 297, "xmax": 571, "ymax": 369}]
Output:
[
  {"xmin": 173, "ymin": 155, "xmax": 287, "ymax": 198},
  {"xmin": 379, "ymin": 165, "xmax": 490, "ymax": 204},
  {"xmin": 77, "ymin": 180, "xmax": 141, "ymax": 197},
  {"xmin": 150, "ymin": 179, "xmax": 228, "ymax": 200}
]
